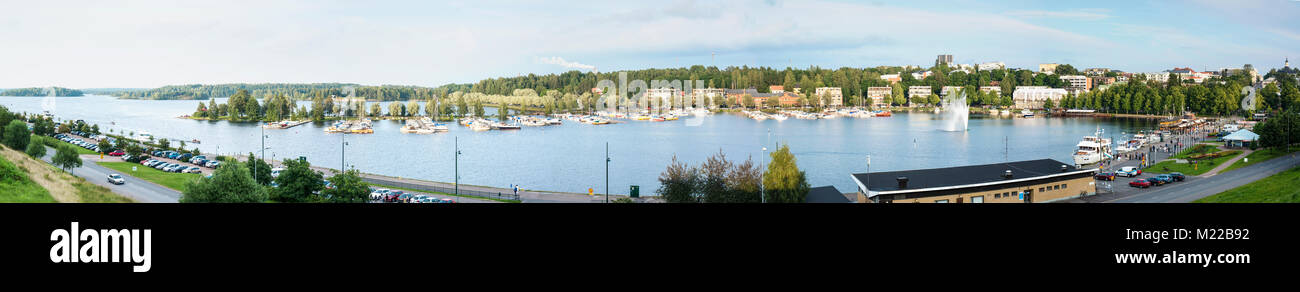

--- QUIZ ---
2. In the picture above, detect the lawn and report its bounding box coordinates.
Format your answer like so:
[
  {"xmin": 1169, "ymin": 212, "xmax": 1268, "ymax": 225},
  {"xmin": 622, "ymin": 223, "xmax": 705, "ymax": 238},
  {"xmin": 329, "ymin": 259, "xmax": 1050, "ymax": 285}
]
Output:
[
  {"xmin": 1146, "ymin": 150, "xmax": 1241, "ymax": 176},
  {"xmin": 369, "ymin": 183, "xmax": 520, "ymax": 203},
  {"xmin": 97, "ymin": 161, "xmax": 201, "ymax": 191},
  {"xmin": 1171, "ymin": 144, "xmax": 1219, "ymax": 159},
  {"xmin": 1220, "ymin": 147, "xmax": 1300, "ymax": 174},
  {"xmin": 0, "ymin": 154, "xmax": 57, "ymax": 203},
  {"xmin": 1195, "ymin": 165, "xmax": 1300, "ymax": 203}
]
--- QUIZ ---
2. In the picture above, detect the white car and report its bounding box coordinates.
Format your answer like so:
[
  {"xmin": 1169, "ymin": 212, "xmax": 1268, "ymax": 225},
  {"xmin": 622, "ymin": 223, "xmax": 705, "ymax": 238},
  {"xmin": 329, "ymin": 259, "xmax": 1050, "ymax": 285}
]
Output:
[
  {"xmin": 107, "ymin": 174, "xmax": 125, "ymax": 185},
  {"xmin": 369, "ymin": 189, "xmax": 390, "ymax": 201}
]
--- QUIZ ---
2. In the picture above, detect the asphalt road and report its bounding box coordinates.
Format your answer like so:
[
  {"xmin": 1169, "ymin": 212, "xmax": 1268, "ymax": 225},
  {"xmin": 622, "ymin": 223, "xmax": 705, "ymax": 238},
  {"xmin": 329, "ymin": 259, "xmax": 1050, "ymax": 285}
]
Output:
[
  {"xmin": 1106, "ymin": 152, "xmax": 1300, "ymax": 203},
  {"xmin": 41, "ymin": 146, "xmax": 182, "ymax": 203}
]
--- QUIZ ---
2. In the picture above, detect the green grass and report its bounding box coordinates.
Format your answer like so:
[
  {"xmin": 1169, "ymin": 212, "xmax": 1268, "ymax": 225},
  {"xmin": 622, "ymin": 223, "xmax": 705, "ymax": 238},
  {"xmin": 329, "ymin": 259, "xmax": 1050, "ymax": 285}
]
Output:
[
  {"xmin": 96, "ymin": 161, "xmax": 200, "ymax": 191},
  {"xmin": 73, "ymin": 179, "xmax": 134, "ymax": 203},
  {"xmin": 0, "ymin": 154, "xmax": 57, "ymax": 203},
  {"xmin": 1172, "ymin": 144, "xmax": 1219, "ymax": 159},
  {"xmin": 1195, "ymin": 165, "xmax": 1300, "ymax": 203},
  {"xmin": 369, "ymin": 183, "xmax": 521, "ymax": 203},
  {"xmin": 1147, "ymin": 150, "xmax": 1241, "ymax": 176},
  {"xmin": 1220, "ymin": 147, "xmax": 1300, "ymax": 174}
]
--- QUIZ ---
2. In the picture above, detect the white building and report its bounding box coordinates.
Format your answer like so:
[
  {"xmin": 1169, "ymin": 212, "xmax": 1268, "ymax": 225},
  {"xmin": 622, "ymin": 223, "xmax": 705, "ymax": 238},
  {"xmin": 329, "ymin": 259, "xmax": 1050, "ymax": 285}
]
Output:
[
  {"xmin": 908, "ymin": 86, "xmax": 933, "ymax": 106},
  {"xmin": 692, "ymin": 88, "xmax": 725, "ymax": 108},
  {"xmin": 867, "ymin": 87, "xmax": 892, "ymax": 108},
  {"xmin": 814, "ymin": 87, "xmax": 844, "ymax": 107},
  {"xmin": 1059, "ymin": 75, "xmax": 1092, "ymax": 91},
  {"xmin": 1012, "ymin": 86, "xmax": 1068, "ymax": 109},
  {"xmin": 1039, "ymin": 63, "xmax": 1060, "ymax": 74},
  {"xmin": 941, "ymin": 86, "xmax": 964, "ymax": 97},
  {"xmin": 979, "ymin": 86, "xmax": 1002, "ymax": 95},
  {"xmin": 978, "ymin": 62, "xmax": 1006, "ymax": 71}
]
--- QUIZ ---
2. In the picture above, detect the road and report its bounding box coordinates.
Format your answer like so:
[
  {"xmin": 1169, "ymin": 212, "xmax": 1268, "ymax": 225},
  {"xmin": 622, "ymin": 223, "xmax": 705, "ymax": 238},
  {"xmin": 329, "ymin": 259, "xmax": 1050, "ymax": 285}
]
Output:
[
  {"xmin": 42, "ymin": 146, "xmax": 181, "ymax": 203},
  {"xmin": 1106, "ymin": 152, "xmax": 1300, "ymax": 203}
]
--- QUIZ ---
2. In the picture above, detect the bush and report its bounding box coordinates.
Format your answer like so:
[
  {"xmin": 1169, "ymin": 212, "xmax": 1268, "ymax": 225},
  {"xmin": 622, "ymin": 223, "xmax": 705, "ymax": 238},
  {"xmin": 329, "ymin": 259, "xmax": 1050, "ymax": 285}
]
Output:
[
  {"xmin": 2, "ymin": 120, "xmax": 30, "ymax": 150},
  {"xmin": 25, "ymin": 140, "xmax": 46, "ymax": 159}
]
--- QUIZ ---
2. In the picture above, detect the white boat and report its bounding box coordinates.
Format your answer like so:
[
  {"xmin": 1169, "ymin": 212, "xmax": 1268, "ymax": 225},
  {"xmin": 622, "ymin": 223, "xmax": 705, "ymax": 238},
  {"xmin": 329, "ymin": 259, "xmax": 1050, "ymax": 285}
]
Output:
[
  {"xmin": 1020, "ymin": 109, "xmax": 1034, "ymax": 117},
  {"xmin": 1071, "ymin": 135, "xmax": 1113, "ymax": 165},
  {"xmin": 771, "ymin": 114, "xmax": 788, "ymax": 121}
]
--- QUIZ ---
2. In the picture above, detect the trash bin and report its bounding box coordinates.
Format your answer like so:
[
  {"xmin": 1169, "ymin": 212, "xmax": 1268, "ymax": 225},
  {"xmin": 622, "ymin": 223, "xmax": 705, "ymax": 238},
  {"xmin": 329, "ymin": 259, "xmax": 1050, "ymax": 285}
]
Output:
[{"xmin": 629, "ymin": 185, "xmax": 640, "ymax": 198}]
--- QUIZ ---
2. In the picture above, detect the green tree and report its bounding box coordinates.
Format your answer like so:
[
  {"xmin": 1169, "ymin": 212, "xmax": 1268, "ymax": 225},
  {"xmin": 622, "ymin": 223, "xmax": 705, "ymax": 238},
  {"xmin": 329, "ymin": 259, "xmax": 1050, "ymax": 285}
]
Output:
[
  {"xmin": 158, "ymin": 138, "xmax": 170, "ymax": 150},
  {"xmin": 890, "ymin": 83, "xmax": 906, "ymax": 106},
  {"xmin": 697, "ymin": 150, "xmax": 732, "ymax": 203},
  {"xmin": 370, "ymin": 103, "xmax": 382, "ymax": 117},
  {"xmin": 762, "ymin": 144, "xmax": 810, "ymax": 203},
  {"xmin": 181, "ymin": 163, "xmax": 268, "ymax": 203},
  {"xmin": 656, "ymin": 155, "xmax": 698, "ymax": 203},
  {"xmin": 52, "ymin": 144, "xmax": 82, "ymax": 174},
  {"xmin": 2, "ymin": 120, "xmax": 30, "ymax": 150},
  {"xmin": 1043, "ymin": 98, "xmax": 1056, "ymax": 109},
  {"xmin": 245, "ymin": 152, "xmax": 273, "ymax": 186},
  {"xmin": 97, "ymin": 139, "xmax": 113, "ymax": 153},
  {"xmin": 323, "ymin": 169, "xmax": 369, "ymax": 203},
  {"xmin": 498, "ymin": 103, "xmax": 510, "ymax": 122},
  {"xmin": 25, "ymin": 139, "xmax": 46, "ymax": 158},
  {"xmin": 271, "ymin": 158, "xmax": 323, "ymax": 203}
]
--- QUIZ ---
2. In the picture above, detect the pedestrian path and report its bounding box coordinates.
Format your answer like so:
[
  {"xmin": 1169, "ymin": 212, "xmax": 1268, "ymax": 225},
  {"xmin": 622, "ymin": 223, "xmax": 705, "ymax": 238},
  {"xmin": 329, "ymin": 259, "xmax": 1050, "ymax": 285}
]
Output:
[{"xmin": 1200, "ymin": 145, "xmax": 1253, "ymax": 177}]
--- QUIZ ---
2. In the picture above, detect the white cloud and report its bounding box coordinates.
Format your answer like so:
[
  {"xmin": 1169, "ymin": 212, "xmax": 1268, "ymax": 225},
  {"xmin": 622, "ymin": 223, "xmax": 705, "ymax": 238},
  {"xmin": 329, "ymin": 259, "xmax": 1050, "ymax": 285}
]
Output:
[
  {"xmin": 1005, "ymin": 9, "xmax": 1111, "ymax": 21},
  {"xmin": 537, "ymin": 57, "xmax": 597, "ymax": 72}
]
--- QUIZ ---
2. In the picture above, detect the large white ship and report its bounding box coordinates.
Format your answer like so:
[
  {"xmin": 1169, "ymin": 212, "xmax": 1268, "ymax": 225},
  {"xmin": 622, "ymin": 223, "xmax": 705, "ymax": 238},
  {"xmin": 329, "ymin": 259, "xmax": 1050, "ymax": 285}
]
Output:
[{"xmin": 1072, "ymin": 134, "xmax": 1113, "ymax": 165}]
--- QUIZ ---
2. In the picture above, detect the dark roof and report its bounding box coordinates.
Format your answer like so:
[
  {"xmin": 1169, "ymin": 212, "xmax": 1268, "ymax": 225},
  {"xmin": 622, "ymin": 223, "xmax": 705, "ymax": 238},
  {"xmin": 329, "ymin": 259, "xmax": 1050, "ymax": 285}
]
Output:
[
  {"xmin": 805, "ymin": 186, "xmax": 851, "ymax": 203},
  {"xmin": 852, "ymin": 159, "xmax": 1080, "ymax": 192}
]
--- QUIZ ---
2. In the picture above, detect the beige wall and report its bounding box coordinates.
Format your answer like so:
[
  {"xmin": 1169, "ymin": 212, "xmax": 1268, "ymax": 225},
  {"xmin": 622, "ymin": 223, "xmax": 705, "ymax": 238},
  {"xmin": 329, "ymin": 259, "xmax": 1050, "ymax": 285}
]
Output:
[{"xmin": 857, "ymin": 176, "xmax": 1096, "ymax": 203}]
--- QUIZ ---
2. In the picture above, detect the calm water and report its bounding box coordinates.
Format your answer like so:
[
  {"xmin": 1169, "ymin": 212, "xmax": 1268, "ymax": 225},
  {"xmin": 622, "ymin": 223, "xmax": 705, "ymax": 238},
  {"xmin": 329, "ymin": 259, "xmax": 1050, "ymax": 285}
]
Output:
[{"xmin": 3, "ymin": 95, "xmax": 1155, "ymax": 194}]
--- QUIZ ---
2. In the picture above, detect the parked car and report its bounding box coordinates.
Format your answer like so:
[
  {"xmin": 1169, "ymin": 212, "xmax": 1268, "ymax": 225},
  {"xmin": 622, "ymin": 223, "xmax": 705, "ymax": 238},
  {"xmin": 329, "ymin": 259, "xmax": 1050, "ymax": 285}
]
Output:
[
  {"xmin": 439, "ymin": 198, "xmax": 455, "ymax": 203},
  {"xmin": 179, "ymin": 153, "xmax": 193, "ymax": 161},
  {"xmin": 1151, "ymin": 174, "xmax": 1176, "ymax": 185},
  {"xmin": 109, "ymin": 150, "xmax": 125, "ymax": 156},
  {"xmin": 1117, "ymin": 166, "xmax": 1142, "ymax": 177},
  {"xmin": 107, "ymin": 174, "xmax": 125, "ymax": 185},
  {"xmin": 1168, "ymin": 172, "xmax": 1186, "ymax": 182},
  {"xmin": 1129, "ymin": 179, "xmax": 1152, "ymax": 188},
  {"xmin": 369, "ymin": 189, "xmax": 390, "ymax": 201},
  {"xmin": 384, "ymin": 191, "xmax": 404, "ymax": 202},
  {"xmin": 185, "ymin": 166, "xmax": 202, "ymax": 174},
  {"xmin": 1094, "ymin": 172, "xmax": 1117, "ymax": 181}
]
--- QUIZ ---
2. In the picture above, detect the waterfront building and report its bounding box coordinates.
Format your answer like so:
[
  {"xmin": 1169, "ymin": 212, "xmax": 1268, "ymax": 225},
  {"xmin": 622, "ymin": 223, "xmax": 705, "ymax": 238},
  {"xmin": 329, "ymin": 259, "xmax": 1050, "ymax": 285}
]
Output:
[
  {"xmin": 724, "ymin": 88, "xmax": 800, "ymax": 107},
  {"xmin": 867, "ymin": 87, "xmax": 892, "ymax": 108},
  {"xmin": 1012, "ymin": 86, "xmax": 1067, "ymax": 109},
  {"xmin": 1059, "ymin": 75, "xmax": 1092, "ymax": 91},
  {"xmin": 647, "ymin": 88, "xmax": 681, "ymax": 109},
  {"xmin": 978, "ymin": 62, "xmax": 1005, "ymax": 71},
  {"xmin": 814, "ymin": 87, "xmax": 843, "ymax": 107},
  {"xmin": 908, "ymin": 86, "xmax": 932, "ymax": 106},
  {"xmin": 850, "ymin": 159, "xmax": 1097, "ymax": 203},
  {"xmin": 1039, "ymin": 63, "xmax": 1060, "ymax": 74},
  {"xmin": 692, "ymin": 88, "xmax": 726, "ymax": 107},
  {"xmin": 936, "ymin": 54, "xmax": 954, "ymax": 66}
]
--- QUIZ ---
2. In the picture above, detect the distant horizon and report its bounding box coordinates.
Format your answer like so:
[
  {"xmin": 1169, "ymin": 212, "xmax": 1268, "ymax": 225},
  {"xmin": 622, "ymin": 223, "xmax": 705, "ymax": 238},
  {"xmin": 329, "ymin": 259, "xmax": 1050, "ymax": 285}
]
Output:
[{"xmin": 2, "ymin": 0, "xmax": 1297, "ymax": 89}]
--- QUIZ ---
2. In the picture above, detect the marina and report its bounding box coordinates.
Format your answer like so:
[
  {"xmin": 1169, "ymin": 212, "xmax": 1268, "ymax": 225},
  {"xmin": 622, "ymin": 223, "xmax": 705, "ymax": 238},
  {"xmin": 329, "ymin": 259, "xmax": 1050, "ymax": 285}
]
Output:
[
  {"xmin": 325, "ymin": 119, "xmax": 374, "ymax": 134},
  {"xmin": 399, "ymin": 117, "xmax": 448, "ymax": 134},
  {"xmin": 263, "ymin": 120, "xmax": 311, "ymax": 129}
]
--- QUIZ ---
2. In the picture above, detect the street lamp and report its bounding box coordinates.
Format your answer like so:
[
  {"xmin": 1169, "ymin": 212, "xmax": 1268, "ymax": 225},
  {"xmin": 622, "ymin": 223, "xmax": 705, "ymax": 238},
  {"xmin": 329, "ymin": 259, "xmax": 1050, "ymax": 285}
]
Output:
[
  {"xmin": 455, "ymin": 136, "xmax": 461, "ymax": 196},
  {"xmin": 605, "ymin": 142, "xmax": 610, "ymax": 203}
]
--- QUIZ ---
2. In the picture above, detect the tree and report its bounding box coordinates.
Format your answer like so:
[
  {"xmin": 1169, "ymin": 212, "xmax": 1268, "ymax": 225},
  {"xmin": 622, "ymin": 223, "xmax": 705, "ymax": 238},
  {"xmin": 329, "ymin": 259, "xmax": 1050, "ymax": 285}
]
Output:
[
  {"xmin": 724, "ymin": 156, "xmax": 763, "ymax": 203},
  {"xmin": 52, "ymin": 144, "xmax": 82, "ymax": 173},
  {"xmin": 891, "ymin": 82, "xmax": 906, "ymax": 106},
  {"xmin": 181, "ymin": 163, "xmax": 268, "ymax": 203},
  {"xmin": 25, "ymin": 139, "xmax": 46, "ymax": 158},
  {"xmin": 656, "ymin": 155, "xmax": 698, "ymax": 203},
  {"xmin": 323, "ymin": 169, "xmax": 369, "ymax": 203},
  {"xmin": 370, "ymin": 103, "xmax": 382, "ymax": 117},
  {"xmin": 1043, "ymin": 98, "xmax": 1056, "ymax": 109},
  {"xmin": 407, "ymin": 100, "xmax": 420, "ymax": 117},
  {"xmin": 245, "ymin": 152, "xmax": 273, "ymax": 186},
  {"xmin": 97, "ymin": 139, "xmax": 113, "ymax": 153},
  {"xmin": 742, "ymin": 94, "xmax": 755, "ymax": 108},
  {"xmin": 272, "ymin": 158, "xmax": 323, "ymax": 203},
  {"xmin": 762, "ymin": 144, "xmax": 810, "ymax": 203},
  {"xmin": 697, "ymin": 150, "xmax": 733, "ymax": 203},
  {"xmin": 2, "ymin": 120, "xmax": 30, "ymax": 150},
  {"xmin": 158, "ymin": 138, "xmax": 170, "ymax": 150},
  {"xmin": 498, "ymin": 103, "xmax": 510, "ymax": 122}
]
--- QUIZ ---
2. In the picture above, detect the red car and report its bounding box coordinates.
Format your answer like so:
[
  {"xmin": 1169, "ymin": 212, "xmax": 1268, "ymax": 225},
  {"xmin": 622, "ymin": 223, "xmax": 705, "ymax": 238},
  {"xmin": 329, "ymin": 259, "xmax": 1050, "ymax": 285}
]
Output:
[
  {"xmin": 109, "ymin": 150, "xmax": 126, "ymax": 156},
  {"xmin": 1094, "ymin": 172, "xmax": 1117, "ymax": 181},
  {"xmin": 1129, "ymin": 179, "xmax": 1152, "ymax": 188}
]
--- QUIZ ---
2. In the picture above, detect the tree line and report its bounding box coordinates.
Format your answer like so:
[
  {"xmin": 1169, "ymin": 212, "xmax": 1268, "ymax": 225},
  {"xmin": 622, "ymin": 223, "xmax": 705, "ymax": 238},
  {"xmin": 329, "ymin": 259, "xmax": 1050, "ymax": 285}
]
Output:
[
  {"xmin": 656, "ymin": 145, "xmax": 811, "ymax": 203},
  {"xmin": 0, "ymin": 87, "xmax": 84, "ymax": 97}
]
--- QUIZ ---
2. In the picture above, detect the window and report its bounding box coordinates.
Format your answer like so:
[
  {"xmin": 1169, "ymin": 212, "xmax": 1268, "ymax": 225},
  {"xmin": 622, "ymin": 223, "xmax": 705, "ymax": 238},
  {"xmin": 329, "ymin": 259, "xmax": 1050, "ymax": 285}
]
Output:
[
  {"xmin": 1063, "ymin": 183, "xmax": 1067, "ymax": 189},
  {"xmin": 971, "ymin": 196, "xmax": 984, "ymax": 203},
  {"xmin": 1039, "ymin": 187, "xmax": 1045, "ymax": 192},
  {"xmin": 935, "ymin": 199, "xmax": 949, "ymax": 203}
]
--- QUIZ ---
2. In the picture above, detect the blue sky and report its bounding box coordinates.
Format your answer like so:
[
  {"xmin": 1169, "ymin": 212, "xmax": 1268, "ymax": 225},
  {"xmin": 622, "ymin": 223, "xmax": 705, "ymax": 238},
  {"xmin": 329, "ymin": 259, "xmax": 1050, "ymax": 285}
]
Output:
[{"xmin": 1, "ymin": 0, "xmax": 1298, "ymax": 88}]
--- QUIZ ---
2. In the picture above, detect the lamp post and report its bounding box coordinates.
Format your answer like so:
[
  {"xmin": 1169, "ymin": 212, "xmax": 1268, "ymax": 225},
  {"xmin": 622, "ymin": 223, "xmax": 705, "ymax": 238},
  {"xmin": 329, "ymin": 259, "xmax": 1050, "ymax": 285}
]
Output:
[
  {"xmin": 340, "ymin": 132, "xmax": 347, "ymax": 171},
  {"xmin": 455, "ymin": 136, "xmax": 461, "ymax": 196},
  {"xmin": 605, "ymin": 142, "xmax": 610, "ymax": 203}
]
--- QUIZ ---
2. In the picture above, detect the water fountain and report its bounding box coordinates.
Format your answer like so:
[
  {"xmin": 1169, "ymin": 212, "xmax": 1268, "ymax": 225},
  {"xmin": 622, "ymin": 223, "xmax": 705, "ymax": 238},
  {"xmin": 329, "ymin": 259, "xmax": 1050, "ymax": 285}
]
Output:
[{"xmin": 940, "ymin": 92, "xmax": 969, "ymax": 132}]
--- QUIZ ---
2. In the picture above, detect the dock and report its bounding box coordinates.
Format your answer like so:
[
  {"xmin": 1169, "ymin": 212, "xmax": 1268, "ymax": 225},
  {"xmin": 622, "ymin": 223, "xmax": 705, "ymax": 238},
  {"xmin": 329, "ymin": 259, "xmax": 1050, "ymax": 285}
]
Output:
[
  {"xmin": 400, "ymin": 117, "xmax": 448, "ymax": 134},
  {"xmin": 325, "ymin": 119, "xmax": 373, "ymax": 134},
  {"xmin": 263, "ymin": 120, "xmax": 310, "ymax": 129}
]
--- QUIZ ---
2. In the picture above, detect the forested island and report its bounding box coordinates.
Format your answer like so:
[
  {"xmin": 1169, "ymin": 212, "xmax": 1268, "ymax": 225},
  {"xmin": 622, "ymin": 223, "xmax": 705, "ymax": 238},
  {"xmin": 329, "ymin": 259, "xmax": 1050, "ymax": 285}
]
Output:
[
  {"xmin": 114, "ymin": 83, "xmax": 447, "ymax": 101},
  {"xmin": 0, "ymin": 87, "xmax": 84, "ymax": 97}
]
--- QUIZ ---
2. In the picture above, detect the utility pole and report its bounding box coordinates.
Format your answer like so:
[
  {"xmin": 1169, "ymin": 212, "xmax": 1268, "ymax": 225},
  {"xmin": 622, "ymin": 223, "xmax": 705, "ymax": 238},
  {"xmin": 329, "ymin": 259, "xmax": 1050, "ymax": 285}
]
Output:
[{"xmin": 605, "ymin": 142, "xmax": 610, "ymax": 203}]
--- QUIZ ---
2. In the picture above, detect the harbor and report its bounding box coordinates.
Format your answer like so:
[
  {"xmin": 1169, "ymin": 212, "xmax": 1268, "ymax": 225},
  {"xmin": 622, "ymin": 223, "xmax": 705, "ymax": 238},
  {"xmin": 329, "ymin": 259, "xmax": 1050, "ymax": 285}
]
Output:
[
  {"xmin": 325, "ymin": 119, "xmax": 374, "ymax": 134},
  {"xmin": 263, "ymin": 120, "xmax": 311, "ymax": 129},
  {"xmin": 399, "ymin": 117, "xmax": 449, "ymax": 134}
]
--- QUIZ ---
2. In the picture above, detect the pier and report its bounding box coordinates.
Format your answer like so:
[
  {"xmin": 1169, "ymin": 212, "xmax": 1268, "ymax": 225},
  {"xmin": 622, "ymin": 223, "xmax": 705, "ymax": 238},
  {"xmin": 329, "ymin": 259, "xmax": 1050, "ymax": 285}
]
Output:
[{"xmin": 263, "ymin": 120, "xmax": 310, "ymax": 129}]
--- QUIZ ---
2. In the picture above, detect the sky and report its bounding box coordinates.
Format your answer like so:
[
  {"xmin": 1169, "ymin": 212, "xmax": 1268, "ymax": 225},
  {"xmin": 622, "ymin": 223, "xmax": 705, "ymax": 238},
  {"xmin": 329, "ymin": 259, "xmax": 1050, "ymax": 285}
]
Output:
[{"xmin": 1, "ymin": 0, "xmax": 1298, "ymax": 89}]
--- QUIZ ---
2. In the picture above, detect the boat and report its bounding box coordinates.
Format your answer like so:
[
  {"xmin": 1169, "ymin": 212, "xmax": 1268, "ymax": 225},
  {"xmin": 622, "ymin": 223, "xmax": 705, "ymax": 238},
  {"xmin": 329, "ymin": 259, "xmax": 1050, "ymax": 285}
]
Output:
[
  {"xmin": 874, "ymin": 110, "xmax": 892, "ymax": 117},
  {"xmin": 1071, "ymin": 134, "xmax": 1112, "ymax": 165},
  {"xmin": 470, "ymin": 123, "xmax": 491, "ymax": 131},
  {"xmin": 771, "ymin": 114, "xmax": 788, "ymax": 121},
  {"xmin": 1021, "ymin": 109, "xmax": 1035, "ymax": 118}
]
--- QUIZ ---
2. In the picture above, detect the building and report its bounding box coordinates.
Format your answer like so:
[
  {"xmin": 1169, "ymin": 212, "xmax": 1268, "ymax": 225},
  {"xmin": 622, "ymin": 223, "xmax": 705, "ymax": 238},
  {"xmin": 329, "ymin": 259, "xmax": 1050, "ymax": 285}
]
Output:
[
  {"xmin": 1090, "ymin": 76, "xmax": 1115, "ymax": 87},
  {"xmin": 880, "ymin": 74, "xmax": 901, "ymax": 83},
  {"xmin": 1222, "ymin": 64, "xmax": 1262, "ymax": 84},
  {"xmin": 1083, "ymin": 68, "xmax": 1110, "ymax": 76},
  {"xmin": 1012, "ymin": 86, "xmax": 1067, "ymax": 109},
  {"xmin": 725, "ymin": 88, "xmax": 802, "ymax": 107},
  {"xmin": 1059, "ymin": 75, "xmax": 1093, "ymax": 91},
  {"xmin": 646, "ymin": 88, "xmax": 681, "ymax": 109},
  {"xmin": 978, "ymin": 62, "xmax": 1005, "ymax": 71},
  {"xmin": 814, "ymin": 87, "xmax": 843, "ymax": 107},
  {"xmin": 912, "ymin": 71, "xmax": 932, "ymax": 80},
  {"xmin": 979, "ymin": 86, "xmax": 1002, "ymax": 95},
  {"xmin": 769, "ymin": 85, "xmax": 785, "ymax": 94},
  {"xmin": 1221, "ymin": 129, "xmax": 1259, "ymax": 148},
  {"xmin": 806, "ymin": 186, "xmax": 852, "ymax": 203},
  {"xmin": 867, "ymin": 87, "xmax": 892, "ymax": 108},
  {"xmin": 691, "ymin": 88, "xmax": 726, "ymax": 108},
  {"xmin": 1039, "ymin": 63, "xmax": 1060, "ymax": 74},
  {"xmin": 936, "ymin": 54, "xmax": 954, "ymax": 66},
  {"xmin": 850, "ymin": 159, "xmax": 1097, "ymax": 203},
  {"xmin": 941, "ymin": 86, "xmax": 964, "ymax": 97},
  {"xmin": 908, "ymin": 86, "xmax": 932, "ymax": 106}
]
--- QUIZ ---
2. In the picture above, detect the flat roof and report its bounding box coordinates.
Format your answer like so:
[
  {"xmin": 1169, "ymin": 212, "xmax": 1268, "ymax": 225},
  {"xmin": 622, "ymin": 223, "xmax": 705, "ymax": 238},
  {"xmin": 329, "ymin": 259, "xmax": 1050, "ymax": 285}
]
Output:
[
  {"xmin": 805, "ymin": 186, "xmax": 851, "ymax": 203},
  {"xmin": 851, "ymin": 159, "xmax": 1084, "ymax": 193}
]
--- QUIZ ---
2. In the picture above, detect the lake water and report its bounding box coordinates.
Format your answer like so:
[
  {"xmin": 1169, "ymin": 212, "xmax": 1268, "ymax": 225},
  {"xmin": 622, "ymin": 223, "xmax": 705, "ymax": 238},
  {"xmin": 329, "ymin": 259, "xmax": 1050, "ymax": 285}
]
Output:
[{"xmin": 2, "ymin": 95, "xmax": 1155, "ymax": 195}]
